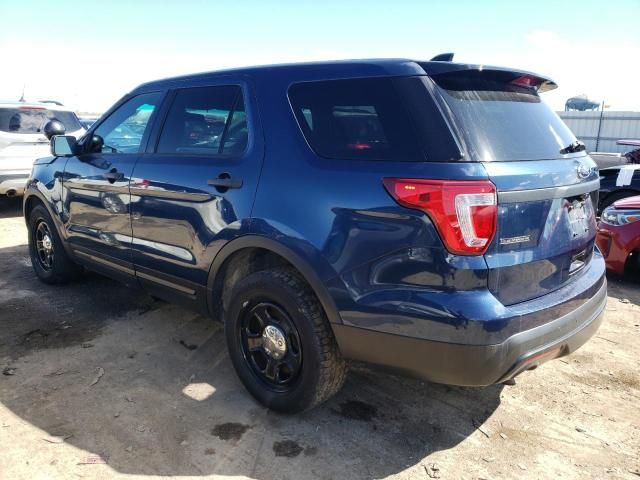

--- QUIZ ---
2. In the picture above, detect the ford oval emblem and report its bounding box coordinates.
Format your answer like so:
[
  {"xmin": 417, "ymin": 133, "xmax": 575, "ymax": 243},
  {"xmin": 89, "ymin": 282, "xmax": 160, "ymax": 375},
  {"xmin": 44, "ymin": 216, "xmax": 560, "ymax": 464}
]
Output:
[{"xmin": 576, "ymin": 161, "xmax": 591, "ymax": 180}]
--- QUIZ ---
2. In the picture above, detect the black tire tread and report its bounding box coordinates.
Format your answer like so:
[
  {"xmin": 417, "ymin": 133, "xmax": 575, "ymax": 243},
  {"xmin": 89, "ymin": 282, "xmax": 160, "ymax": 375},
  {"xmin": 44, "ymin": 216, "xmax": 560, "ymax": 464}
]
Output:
[{"xmin": 268, "ymin": 267, "xmax": 348, "ymax": 409}]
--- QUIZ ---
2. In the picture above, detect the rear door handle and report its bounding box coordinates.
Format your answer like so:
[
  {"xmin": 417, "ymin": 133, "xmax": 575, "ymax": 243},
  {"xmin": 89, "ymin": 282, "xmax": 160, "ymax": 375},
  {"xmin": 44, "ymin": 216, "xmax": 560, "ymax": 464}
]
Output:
[{"xmin": 207, "ymin": 175, "xmax": 243, "ymax": 190}]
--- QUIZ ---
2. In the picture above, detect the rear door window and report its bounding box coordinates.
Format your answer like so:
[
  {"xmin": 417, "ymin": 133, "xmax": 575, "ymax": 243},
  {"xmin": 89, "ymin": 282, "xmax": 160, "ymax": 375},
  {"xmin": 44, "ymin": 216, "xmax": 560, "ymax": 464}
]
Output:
[
  {"xmin": 0, "ymin": 108, "xmax": 82, "ymax": 134},
  {"xmin": 156, "ymin": 85, "xmax": 247, "ymax": 156},
  {"xmin": 288, "ymin": 78, "xmax": 425, "ymax": 161}
]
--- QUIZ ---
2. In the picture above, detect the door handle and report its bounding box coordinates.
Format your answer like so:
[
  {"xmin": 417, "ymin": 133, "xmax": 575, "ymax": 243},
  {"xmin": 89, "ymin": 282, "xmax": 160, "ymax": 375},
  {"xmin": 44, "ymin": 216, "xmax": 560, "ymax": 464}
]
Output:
[
  {"xmin": 103, "ymin": 170, "xmax": 124, "ymax": 183},
  {"xmin": 207, "ymin": 174, "xmax": 243, "ymax": 190}
]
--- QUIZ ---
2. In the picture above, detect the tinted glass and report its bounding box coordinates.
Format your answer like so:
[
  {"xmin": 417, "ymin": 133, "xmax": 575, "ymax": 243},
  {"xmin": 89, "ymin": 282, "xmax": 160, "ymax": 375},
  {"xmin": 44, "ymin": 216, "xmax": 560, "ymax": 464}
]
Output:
[
  {"xmin": 93, "ymin": 92, "xmax": 162, "ymax": 154},
  {"xmin": 288, "ymin": 78, "xmax": 424, "ymax": 161},
  {"xmin": 431, "ymin": 72, "xmax": 578, "ymax": 161},
  {"xmin": 0, "ymin": 108, "xmax": 82, "ymax": 134},
  {"xmin": 156, "ymin": 85, "xmax": 247, "ymax": 156}
]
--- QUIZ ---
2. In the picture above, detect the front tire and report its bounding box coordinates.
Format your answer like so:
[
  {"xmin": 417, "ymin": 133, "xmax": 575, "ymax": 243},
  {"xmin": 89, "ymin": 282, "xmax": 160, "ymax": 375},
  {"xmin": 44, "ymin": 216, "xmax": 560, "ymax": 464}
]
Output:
[
  {"xmin": 225, "ymin": 267, "xmax": 347, "ymax": 412},
  {"xmin": 28, "ymin": 204, "xmax": 82, "ymax": 284}
]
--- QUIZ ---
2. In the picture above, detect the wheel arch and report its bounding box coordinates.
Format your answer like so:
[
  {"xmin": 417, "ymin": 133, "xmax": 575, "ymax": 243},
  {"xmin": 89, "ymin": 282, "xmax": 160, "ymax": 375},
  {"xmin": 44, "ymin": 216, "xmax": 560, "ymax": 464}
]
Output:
[
  {"xmin": 206, "ymin": 235, "xmax": 343, "ymax": 325},
  {"xmin": 23, "ymin": 189, "xmax": 77, "ymax": 258},
  {"xmin": 23, "ymin": 191, "xmax": 46, "ymax": 222}
]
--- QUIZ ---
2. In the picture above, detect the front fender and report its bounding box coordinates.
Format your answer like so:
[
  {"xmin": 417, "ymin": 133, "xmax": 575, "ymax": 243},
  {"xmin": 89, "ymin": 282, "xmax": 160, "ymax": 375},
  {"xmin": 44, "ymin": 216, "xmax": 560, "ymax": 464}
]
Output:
[{"xmin": 23, "ymin": 158, "xmax": 74, "ymax": 256}]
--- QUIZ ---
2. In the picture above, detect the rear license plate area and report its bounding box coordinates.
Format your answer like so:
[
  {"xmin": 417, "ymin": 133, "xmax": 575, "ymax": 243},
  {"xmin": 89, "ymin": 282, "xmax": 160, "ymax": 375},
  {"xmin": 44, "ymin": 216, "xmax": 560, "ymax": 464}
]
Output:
[{"xmin": 566, "ymin": 196, "xmax": 590, "ymax": 238}]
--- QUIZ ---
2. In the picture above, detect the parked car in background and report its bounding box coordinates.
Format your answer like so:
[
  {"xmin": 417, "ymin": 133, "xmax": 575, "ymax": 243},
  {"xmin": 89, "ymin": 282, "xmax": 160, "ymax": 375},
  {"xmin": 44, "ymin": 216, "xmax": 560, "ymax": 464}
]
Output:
[
  {"xmin": 0, "ymin": 101, "xmax": 85, "ymax": 196},
  {"xmin": 590, "ymin": 139, "xmax": 640, "ymax": 171},
  {"xmin": 598, "ymin": 163, "xmax": 640, "ymax": 213},
  {"xmin": 618, "ymin": 139, "xmax": 640, "ymax": 164},
  {"xmin": 596, "ymin": 195, "xmax": 640, "ymax": 276},
  {"xmin": 25, "ymin": 58, "xmax": 606, "ymax": 412}
]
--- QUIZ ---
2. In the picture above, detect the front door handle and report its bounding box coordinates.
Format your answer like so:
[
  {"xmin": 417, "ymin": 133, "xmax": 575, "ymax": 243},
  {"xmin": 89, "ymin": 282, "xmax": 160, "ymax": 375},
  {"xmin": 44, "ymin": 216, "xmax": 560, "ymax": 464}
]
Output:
[
  {"xmin": 208, "ymin": 174, "xmax": 243, "ymax": 190},
  {"xmin": 103, "ymin": 170, "xmax": 124, "ymax": 183}
]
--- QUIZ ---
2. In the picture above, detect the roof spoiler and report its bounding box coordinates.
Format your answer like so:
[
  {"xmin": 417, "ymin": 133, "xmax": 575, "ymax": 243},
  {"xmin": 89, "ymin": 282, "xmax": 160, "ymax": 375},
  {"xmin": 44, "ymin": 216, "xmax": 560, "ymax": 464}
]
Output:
[
  {"xmin": 430, "ymin": 53, "xmax": 454, "ymax": 62},
  {"xmin": 424, "ymin": 65, "xmax": 558, "ymax": 93}
]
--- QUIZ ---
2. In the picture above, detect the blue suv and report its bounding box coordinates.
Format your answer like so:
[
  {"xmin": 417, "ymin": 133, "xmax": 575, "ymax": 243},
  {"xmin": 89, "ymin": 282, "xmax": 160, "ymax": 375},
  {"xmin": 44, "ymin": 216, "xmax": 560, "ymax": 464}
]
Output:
[{"xmin": 24, "ymin": 57, "xmax": 606, "ymax": 412}]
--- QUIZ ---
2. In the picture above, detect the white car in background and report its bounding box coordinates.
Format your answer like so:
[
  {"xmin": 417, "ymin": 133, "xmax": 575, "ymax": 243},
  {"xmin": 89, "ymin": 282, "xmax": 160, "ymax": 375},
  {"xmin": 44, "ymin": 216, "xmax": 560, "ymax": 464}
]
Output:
[{"xmin": 0, "ymin": 101, "xmax": 85, "ymax": 196}]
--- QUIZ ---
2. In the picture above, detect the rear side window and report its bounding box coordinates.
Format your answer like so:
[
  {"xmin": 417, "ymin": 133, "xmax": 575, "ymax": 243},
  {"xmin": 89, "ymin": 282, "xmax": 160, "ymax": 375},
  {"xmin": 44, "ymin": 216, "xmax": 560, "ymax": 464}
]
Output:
[
  {"xmin": 0, "ymin": 108, "xmax": 82, "ymax": 134},
  {"xmin": 289, "ymin": 78, "xmax": 424, "ymax": 161},
  {"xmin": 156, "ymin": 85, "xmax": 248, "ymax": 156},
  {"xmin": 430, "ymin": 71, "xmax": 578, "ymax": 161}
]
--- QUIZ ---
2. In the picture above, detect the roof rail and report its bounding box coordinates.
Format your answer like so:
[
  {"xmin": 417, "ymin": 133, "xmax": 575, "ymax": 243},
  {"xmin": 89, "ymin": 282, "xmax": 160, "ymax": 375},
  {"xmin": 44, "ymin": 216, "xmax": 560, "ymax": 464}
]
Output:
[{"xmin": 430, "ymin": 53, "xmax": 454, "ymax": 62}]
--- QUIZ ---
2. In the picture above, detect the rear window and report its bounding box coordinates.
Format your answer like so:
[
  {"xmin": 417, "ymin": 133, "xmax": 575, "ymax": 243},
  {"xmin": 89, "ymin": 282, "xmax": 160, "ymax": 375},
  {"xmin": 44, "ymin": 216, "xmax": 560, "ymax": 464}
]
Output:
[
  {"xmin": 288, "ymin": 78, "xmax": 424, "ymax": 161},
  {"xmin": 0, "ymin": 108, "xmax": 82, "ymax": 134},
  {"xmin": 430, "ymin": 71, "xmax": 578, "ymax": 161}
]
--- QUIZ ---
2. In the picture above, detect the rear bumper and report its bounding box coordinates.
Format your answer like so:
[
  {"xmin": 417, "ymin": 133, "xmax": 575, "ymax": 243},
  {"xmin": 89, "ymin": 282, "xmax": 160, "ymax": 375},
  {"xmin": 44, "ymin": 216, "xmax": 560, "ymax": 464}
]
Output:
[
  {"xmin": 0, "ymin": 172, "xmax": 30, "ymax": 195},
  {"xmin": 333, "ymin": 279, "xmax": 606, "ymax": 386}
]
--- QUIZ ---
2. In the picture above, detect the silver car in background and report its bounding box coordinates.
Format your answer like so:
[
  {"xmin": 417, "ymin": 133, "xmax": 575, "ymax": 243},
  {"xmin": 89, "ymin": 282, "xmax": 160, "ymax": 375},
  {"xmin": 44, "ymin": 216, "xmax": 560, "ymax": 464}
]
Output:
[{"xmin": 0, "ymin": 101, "xmax": 85, "ymax": 196}]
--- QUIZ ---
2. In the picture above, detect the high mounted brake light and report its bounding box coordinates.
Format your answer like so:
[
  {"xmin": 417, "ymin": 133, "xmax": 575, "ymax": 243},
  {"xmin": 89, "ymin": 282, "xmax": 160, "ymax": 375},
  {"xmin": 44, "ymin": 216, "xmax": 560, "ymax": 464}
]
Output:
[
  {"xmin": 510, "ymin": 75, "xmax": 548, "ymax": 90},
  {"xmin": 383, "ymin": 178, "xmax": 497, "ymax": 255}
]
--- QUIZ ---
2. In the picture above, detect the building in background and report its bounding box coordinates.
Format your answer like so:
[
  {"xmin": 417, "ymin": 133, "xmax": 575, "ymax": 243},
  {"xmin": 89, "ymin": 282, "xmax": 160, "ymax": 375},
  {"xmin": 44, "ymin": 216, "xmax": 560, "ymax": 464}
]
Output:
[{"xmin": 558, "ymin": 111, "xmax": 640, "ymax": 153}]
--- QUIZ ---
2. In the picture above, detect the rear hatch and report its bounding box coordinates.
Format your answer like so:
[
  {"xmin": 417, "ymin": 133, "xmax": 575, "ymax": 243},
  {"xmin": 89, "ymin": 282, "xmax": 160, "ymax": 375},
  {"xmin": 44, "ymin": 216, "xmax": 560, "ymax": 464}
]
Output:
[
  {"xmin": 427, "ymin": 69, "xmax": 599, "ymax": 305},
  {"xmin": 0, "ymin": 106, "xmax": 84, "ymax": 171}
]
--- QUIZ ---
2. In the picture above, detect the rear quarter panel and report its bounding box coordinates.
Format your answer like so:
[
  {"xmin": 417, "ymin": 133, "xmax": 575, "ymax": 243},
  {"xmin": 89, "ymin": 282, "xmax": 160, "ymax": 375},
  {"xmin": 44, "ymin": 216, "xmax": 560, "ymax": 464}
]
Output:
[{"xmin": 249, "ymin": 70, "xmax": 494, "ymax": 339}]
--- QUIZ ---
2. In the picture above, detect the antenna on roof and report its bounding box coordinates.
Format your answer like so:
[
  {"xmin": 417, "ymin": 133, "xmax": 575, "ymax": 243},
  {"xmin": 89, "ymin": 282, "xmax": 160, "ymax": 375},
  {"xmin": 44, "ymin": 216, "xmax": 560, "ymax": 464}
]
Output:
[
  {"xmin": 430, "ymin": 53, "xmax": 454, "ymax": 62},
  {"xmin": 19, "ymin": 84, "xmax": 26, "ymax": 102}
]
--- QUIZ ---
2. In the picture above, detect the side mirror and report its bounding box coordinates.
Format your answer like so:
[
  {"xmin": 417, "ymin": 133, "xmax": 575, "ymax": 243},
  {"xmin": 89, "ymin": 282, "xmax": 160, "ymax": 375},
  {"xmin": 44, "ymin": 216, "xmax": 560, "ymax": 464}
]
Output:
[
  {"xmin": 51, "ymin": 135, "xmax": 78, "ymax": 157},
  {"xmin": 88, "ymin": 134, "xmax": 104, "ymax": 153},
  {"xmin": 44, "ymin": 120, "xmax": 66, "ymax": 140}
]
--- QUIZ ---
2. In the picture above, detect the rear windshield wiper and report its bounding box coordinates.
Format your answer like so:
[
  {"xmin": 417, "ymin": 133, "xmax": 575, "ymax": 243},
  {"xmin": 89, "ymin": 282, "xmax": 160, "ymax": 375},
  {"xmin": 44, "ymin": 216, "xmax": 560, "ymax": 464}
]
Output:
[{"xmin": 560, "ymin": 141, "xmax": 586, "ymax": 155}]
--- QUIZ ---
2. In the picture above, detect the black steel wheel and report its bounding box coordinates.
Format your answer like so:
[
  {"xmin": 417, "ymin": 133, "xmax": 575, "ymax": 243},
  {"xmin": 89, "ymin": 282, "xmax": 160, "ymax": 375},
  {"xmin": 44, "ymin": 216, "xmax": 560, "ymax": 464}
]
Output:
[
  {"xmin": 240, "ymin": 302, "xmax": 303, "ymax": 391},
  {"xmin": 34, "ymin": 220, "xmax": 55, "ymax": 271}
]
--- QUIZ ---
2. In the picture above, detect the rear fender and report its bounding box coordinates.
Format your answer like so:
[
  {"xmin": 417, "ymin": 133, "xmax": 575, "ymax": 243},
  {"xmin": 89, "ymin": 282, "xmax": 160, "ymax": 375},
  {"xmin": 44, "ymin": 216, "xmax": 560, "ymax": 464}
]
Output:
[{"xmin": 206, "ymin": 232, "xmax": 344, "ymax": 325}]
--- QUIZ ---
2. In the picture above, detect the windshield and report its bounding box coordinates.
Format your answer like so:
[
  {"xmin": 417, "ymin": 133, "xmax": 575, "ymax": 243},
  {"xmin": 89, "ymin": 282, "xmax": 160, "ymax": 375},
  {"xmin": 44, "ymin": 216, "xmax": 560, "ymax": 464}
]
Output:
[
  {"xmin": 430, "ymin": 72, "xmax": 578, "ymax": 162},
  {"xmin": 0, "ymin": 108, "xmax": 82, "ymax": 134}
]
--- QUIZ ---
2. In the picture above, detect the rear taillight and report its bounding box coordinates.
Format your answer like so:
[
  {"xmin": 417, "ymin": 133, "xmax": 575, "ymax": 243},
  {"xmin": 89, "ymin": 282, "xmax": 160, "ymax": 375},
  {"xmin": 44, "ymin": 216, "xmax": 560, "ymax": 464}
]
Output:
[{"xmin": 383, "ymin": 178, "xmax": 497, "ymax": 255}]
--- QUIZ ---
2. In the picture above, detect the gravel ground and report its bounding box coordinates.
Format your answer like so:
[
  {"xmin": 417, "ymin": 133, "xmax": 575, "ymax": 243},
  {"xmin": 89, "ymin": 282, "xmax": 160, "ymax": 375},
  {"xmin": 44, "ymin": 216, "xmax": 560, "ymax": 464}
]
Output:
[{"xmin": 0, "ymin": 196, "xmax": 639, "ymax": 480}]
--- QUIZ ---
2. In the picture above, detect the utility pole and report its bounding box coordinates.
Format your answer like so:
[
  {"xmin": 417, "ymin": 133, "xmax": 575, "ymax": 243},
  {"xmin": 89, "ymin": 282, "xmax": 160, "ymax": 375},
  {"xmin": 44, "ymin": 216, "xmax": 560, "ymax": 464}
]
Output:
[{"xmin": 595, "ymin": 100, "xmax": 605, "ymax": 152}]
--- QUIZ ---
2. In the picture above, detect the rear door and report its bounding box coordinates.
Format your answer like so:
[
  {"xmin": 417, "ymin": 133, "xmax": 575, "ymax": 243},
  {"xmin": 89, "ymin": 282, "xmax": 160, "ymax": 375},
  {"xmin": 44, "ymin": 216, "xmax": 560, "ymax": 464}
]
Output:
[
  {"xmin": 427, "ymin": 71, "xmax": 599, "ymax": 305},
  {"xmin": 129, "ymin": 81, "xmax": 263, "ymax": 307}
]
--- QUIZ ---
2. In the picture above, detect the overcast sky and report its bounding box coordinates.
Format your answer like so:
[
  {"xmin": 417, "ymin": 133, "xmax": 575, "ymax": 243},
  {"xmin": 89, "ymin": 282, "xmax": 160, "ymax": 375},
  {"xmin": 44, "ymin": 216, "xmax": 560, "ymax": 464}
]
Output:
[{"xmin": 2, "ymin": 0, "xmax": 639, "ymax": 113}]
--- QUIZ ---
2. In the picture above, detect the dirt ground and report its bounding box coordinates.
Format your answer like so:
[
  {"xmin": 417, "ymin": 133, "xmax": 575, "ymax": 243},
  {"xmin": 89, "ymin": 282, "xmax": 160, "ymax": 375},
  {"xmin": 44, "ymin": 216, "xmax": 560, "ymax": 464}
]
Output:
[{"xmin": 0, "ymin": 196, "xmax": 638, "ymax": 480}]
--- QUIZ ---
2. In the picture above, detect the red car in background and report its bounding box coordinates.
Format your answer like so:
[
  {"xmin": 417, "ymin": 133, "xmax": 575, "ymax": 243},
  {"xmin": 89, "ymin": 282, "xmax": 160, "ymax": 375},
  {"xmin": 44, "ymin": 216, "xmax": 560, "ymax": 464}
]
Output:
[{"xmin": 596, "ymin": 195, "xmax": 640, "ymax": 276}]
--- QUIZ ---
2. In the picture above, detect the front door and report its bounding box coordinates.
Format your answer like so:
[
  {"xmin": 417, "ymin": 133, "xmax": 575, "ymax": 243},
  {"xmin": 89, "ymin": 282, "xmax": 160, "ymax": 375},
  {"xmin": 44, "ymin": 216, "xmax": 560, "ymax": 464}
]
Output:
[
  {"xmin": 62, "ymin": 91, "xmax": 165, "ymax": 282},
  {"xmin": 129, "ymin": 81, "xmax": 264, "ymax": 307}
]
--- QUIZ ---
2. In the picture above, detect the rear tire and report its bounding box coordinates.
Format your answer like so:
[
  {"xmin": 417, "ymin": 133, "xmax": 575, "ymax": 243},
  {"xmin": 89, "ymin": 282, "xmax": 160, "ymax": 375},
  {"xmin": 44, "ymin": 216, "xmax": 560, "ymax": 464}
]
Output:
[
  {"xmin": 225, "ymin": 267, "xmax": 347, "ymax": 412},
  {"xmin": 28, "ymin": 204, "xmax": 82, "ymax": 284}
]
